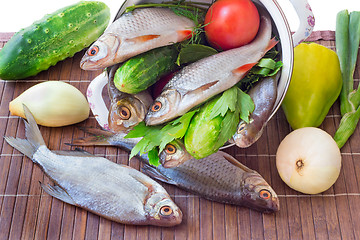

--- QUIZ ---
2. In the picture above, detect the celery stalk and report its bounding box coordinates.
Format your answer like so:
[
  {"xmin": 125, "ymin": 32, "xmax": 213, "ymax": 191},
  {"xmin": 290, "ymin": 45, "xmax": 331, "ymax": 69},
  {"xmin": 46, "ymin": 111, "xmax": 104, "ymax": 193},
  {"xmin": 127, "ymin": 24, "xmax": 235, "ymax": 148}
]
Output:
[
  {"xmin": 347, "ymin": 12, "xmax": 360, "ymax": 108},
  {"xmin": 335, "ymin": 10, "xmax": 351, "ymax": 116},
  {"xmin": 334, "ymin": 10, "xmax": 360, "ymax": 148}
]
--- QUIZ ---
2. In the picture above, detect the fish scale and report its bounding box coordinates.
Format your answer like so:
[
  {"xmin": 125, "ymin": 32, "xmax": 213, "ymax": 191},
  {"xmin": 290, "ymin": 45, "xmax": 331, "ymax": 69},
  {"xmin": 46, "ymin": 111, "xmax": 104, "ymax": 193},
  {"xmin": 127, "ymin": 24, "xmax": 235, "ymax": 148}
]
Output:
[
  {"xmin": 69, "ymin": 127, "xmax": 279, "ymax": 212},
  {"xmin": 143, "ymin": 151, "xmax": 279, "ymax": 212},
  {"xmin": 81, "ymin": 8, "xmax": 195, "ymax": 70},
  {"xmin": 145, "ymin": 12, "xmax": 277, "ymax": 125},
  {"xmin": 5, "ymin": 106, "xmax": 182, "ymax": 227},
  {"xmin": 114, "ymin": 8, "xmax": 191, "ymax": 35},
  {"xmin": 232, "ymin": 76, "xmax": 278, "ymax": 148}
]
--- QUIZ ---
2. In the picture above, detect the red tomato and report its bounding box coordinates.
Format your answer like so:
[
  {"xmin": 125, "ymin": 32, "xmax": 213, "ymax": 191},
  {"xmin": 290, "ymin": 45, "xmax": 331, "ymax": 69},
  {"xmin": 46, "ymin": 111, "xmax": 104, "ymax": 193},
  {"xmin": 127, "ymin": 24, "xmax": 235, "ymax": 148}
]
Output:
[{"xmin": 204, "ymin": 0, "xmax": 260, "ymax": 50}]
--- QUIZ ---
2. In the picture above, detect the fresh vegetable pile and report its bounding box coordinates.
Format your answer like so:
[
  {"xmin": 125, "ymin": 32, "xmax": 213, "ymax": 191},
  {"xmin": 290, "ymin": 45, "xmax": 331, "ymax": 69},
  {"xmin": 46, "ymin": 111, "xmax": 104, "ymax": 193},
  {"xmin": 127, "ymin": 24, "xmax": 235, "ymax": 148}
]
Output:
[
  {"xmin": 108, "ymin": 0, "xmax": 283, "ymax": 165},
  {"xmin": 0, "ymin": 0, "xmax": 283, "ymax": 166}
]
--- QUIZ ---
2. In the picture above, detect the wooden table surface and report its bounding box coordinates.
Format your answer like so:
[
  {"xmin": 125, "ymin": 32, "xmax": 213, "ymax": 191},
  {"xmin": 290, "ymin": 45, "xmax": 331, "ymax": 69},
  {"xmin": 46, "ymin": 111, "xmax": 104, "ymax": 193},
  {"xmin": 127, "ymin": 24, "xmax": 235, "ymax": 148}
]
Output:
[{"xmin": 0, "ymin": 31, "xmax": 359, "ymax": 240}]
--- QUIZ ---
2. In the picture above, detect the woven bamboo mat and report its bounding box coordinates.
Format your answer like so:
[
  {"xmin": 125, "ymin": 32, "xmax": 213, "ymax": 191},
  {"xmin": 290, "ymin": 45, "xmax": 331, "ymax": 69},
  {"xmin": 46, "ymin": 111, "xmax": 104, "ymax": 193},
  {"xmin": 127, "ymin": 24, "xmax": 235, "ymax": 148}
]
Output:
[{"xmin": 0, "ymin": 32, "xmax": 359, "ymax": 240}]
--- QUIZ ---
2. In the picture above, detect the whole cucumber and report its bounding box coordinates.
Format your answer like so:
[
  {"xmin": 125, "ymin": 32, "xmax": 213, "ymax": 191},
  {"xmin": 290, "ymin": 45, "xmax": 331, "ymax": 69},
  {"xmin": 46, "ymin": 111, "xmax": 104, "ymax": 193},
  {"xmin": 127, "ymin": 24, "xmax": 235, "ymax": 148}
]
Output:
[
  {"xmin": 184, "ymin": 96, "xmax": 224, "ymax": 159},
  {"xmin": 114, "ymin": 46, "xmax": 179, "ymax": 94},
  {"xmin": 0, "ymin": 1, "xmax": 110, "ymax": 80}
]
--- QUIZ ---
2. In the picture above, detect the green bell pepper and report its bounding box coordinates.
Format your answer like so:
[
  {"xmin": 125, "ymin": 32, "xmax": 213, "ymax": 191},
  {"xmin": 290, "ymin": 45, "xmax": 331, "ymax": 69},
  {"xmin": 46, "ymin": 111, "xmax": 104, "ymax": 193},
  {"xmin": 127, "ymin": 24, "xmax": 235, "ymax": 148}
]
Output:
[{"xmin": 282, "ymin": 43, "xmax": 342, "ymax": 129}]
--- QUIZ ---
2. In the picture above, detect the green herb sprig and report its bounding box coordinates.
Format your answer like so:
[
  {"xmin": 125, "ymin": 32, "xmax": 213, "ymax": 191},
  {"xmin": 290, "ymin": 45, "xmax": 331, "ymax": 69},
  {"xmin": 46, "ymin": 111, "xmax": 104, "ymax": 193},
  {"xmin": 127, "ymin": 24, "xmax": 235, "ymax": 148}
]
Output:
[
  {"xmin": 125, "ymin": 110, "xmax": 198, "ymax": 166},
  {"xmin": 208, "ymin": 86, "xmax": 255, "ymax": 150}
]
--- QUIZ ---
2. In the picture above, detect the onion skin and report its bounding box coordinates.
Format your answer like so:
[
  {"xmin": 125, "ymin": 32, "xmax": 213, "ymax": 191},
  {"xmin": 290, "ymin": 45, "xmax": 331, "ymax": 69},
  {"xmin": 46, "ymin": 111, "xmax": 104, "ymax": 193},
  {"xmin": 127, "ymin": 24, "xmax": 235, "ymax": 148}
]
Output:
[
  {"xmin": 9, "ymin": 81, "xmax": 90, "ymax": 127},
  {"xmin": 276, "ymin": 127, "xmax": 341, "ymax": 194}
]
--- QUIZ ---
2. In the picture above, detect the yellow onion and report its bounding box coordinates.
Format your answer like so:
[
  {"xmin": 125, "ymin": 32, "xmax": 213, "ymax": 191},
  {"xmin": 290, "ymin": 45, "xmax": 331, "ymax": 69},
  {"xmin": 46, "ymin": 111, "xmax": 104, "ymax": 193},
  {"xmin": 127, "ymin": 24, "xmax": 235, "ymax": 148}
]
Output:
[
  {"xmin": 276, "ymin": 127, "xmax": 341, "ymax": 194},
  {"xmin": 9, "ymin": 81, "xmax": 89, "ymax": 127}
]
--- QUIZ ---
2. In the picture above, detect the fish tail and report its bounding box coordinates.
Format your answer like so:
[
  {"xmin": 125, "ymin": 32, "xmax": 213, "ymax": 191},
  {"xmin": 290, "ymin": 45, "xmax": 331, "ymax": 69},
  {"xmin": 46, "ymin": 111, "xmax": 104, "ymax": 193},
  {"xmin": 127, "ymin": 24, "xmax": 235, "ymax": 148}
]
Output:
[
  {"xmin": 69, "ymin": 127, "xmax": 114, "ymax": 146},
  {"xmin": 4, "ymin": 104, "xmax": 46, "ymax": 159}
]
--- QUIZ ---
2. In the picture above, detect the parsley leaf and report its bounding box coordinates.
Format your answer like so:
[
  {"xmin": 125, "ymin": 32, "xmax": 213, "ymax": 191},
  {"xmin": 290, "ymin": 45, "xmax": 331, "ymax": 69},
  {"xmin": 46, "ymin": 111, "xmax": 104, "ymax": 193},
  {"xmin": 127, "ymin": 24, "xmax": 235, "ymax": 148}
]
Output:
[
  {"xmin": 148, "ymin": 148, "xmax": 160, "ymax": 166},
  {"xmin": 158, "ymin": 110, "xmax": 198, "ymax": 151},
  {"xmin": 212, "ymin": 87, "xmax": 254, "ymax": 149},
  {"xmin": 237, "ymin": 88, "xmax": 255, "ymax": 123},
  {"xmin": 126, "ymin": 110, "xmax": 198, "ymax": 165},
  {"xmin": 208, "ymin": 86, "xmax": 254, "ymax": 122}
]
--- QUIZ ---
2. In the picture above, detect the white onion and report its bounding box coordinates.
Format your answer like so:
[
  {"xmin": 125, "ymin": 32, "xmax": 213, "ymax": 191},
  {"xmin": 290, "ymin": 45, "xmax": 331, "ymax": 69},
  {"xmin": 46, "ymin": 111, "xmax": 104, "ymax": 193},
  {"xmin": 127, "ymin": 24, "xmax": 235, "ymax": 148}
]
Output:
[
  {"xmin": 9, "ymin": 81, "xmax": 90, "ymax": 127},
  {"xmin": 276, "ymin": 127, "xmax": 341, "ymax": 194}
]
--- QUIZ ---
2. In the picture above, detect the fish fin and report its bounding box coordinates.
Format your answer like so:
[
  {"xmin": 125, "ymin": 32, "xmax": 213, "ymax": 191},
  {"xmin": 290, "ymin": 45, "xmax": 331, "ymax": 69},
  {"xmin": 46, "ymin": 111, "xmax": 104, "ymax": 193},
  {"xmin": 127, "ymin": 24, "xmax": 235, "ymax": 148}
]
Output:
[
  {"xmin": 232, "ymin": 62, "xmax": 257, "ymax": 75},
  {"xmin": 68, "ymin": 127, "xmax": 114, "ymax": 146},
  {"xmin": 4, "ymin": 104, "xmax": 46, "ymax": 160},
  {"xmin": 78, "ymin": 127, "xmax": 114, "ymax": 137},
  {"xmin": 177, "ymin": 29, "xmax": 193, "ymax": 40},
  {"xmin": 141, "ymin": 165, "xmax": 178, "ymax": 185},
  {"xmin": 4, "ymin": 137, "xmax": 36, "ymax": 159},
  {"xmin": 53, "ymin": 148, "xmax": 94, "ymax": 157},
  {"xmin": 265, "ymin": 38, "xmax": 279, "ymax": 52},
  {"xmin": 40, "ymin": 182, "xmax": 76, "ymax": 205},
  {"xmin": 184, "ymin": 81, "xmax": 219, "ymax": 97},
  {"xmin": 68, "ymin": 135, "xmax": 112, "ymax": 146},
  {"xmin": 127, "ymin": 34, "xmax": 161, "ymax": 43},
  {"xmin": 131, "ymin": 174, "xmax": 158, "ymax": 193},
  {"xmin": 220, "ymin": 151, "xmax": 256, "ymax": 173},
  {"xmin": 23, "ymin": 104, "xmax": 46, "ymax": 148}
]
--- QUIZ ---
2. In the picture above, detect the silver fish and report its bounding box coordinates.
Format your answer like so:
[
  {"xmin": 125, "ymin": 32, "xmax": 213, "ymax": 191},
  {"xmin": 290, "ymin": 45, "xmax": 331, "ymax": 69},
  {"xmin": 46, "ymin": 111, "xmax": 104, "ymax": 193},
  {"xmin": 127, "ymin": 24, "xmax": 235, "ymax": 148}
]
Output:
[
  {"xmin": 70, "ymin": 130, "xmax": 279, "ymax": 212},
  {"xmin": 145, "ymin": 12, "xmax": 277, "ymax": 125},
  {"xmin": 107, "ymin": 65, "xmax": 153, "ymax": 133},
  {"xmin": 80, "ymin": 7, "xmax": 195, "ymax": 70},
  {"xmin": 143, "ymin": 151, "xmax": 279, "ymax": 213},
  {"xmin": 232, "ymin": 76, "xmax": 277, "ymax": 148},
  {"xmin": 5, "ymin": 105, "xmax": 182, "ymax": 227}
]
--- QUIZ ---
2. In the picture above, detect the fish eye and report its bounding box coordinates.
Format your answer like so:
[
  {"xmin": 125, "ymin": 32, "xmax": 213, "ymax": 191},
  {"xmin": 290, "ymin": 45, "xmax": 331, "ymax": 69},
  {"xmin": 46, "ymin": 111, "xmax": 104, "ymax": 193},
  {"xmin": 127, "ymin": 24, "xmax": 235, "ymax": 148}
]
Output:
[
  {"xmin": 160, "ymin": 206, "xmax": 173, "ymax": 216},
  {"xmin": 151, "ymin": 101, "xmax": 162, "ymax": 112},
  {"xmin": 118, "ymin": 106, "xmax": 131, "ymax": 120},
  {"xmin": 165, "ymin": 144, "xmax": 176, "ymax": 155},
  {"xmin": 259, "ymin": 189, "xmax": 271, "ymax": 200},
  {"xmin": 237, "ymin": 122, "xmax": 246, "ymax": 133},
  {"xmin": 88, "ymin": 46, "xmax": 99, "ymax": 56}
]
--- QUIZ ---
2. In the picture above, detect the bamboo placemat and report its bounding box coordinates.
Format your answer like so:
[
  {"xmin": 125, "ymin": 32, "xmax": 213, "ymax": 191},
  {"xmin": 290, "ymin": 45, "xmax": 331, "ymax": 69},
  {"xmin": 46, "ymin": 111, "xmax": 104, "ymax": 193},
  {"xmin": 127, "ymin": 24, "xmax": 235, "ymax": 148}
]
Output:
[{"xmin": 0, "ymin": 31, "xmax": 359, "ymax": 240}]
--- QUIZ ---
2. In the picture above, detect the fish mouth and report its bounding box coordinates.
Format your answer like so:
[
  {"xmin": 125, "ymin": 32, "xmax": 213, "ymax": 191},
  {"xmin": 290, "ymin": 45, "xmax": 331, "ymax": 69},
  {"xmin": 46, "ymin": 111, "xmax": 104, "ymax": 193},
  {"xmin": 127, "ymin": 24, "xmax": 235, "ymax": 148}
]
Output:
[
  {"xmin": 144, "ymin": 114, "xmax": 162, "ymax": 126},
  {"xmin": 145, "ymin": 90, "xmax": 182, "ymax": 125},
  {"xmin": 241, "ymin": 193, "xmax": 280, "ymax": 213},
  {"xmin": 80, "ymin": 58, "xmax": 102, "ymax": 71},
  {"xmin": 168, "ymin": 208, "xmax": 183, "ymax": 226},
  {"xmin": 267, "ymin": 197, "xmax": 280, "ymax": 213},
  {"xmin": 161, "ymin": 159, "xmax": 180, "ymax": 168}
]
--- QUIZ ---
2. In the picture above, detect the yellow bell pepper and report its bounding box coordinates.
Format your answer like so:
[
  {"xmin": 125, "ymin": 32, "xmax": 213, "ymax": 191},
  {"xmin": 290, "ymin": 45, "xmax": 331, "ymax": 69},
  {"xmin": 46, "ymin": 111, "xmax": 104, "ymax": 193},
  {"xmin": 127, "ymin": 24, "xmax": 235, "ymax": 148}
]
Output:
[{"xmin": 282, "ymin": 43, "xmax": 342, "ymax": 129}]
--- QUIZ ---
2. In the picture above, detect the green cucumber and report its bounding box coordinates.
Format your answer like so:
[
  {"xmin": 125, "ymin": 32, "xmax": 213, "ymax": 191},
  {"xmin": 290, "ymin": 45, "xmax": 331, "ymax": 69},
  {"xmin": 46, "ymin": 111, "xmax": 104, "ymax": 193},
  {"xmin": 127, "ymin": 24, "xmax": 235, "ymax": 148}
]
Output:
[
  {"xmin": 184, "ymin": 95, "xmax": 224, "ymax": 159},
  {"xmin": 0, "ymin": 1, "xmax": 110, "ymax": 80},
  {"xmin": 114, "ymin": 46, "xmax": 179, "ymax": 94}
]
